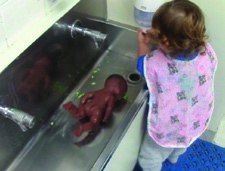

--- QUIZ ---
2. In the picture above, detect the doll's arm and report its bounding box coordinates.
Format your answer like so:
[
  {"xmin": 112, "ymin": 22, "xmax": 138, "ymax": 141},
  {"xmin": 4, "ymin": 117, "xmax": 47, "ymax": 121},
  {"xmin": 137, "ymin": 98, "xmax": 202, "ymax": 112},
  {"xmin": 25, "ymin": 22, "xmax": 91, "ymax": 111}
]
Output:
[
  {"xmin": 63, "ymin": 101, "xmax": 79, "ymax": 117},
  {"xmin": 80, "ymin": 91, "xmax": 95, "ymax": 105},
  {"xmin": 102, "ymin": 97, "xmax": 115, "ymax": 123}
]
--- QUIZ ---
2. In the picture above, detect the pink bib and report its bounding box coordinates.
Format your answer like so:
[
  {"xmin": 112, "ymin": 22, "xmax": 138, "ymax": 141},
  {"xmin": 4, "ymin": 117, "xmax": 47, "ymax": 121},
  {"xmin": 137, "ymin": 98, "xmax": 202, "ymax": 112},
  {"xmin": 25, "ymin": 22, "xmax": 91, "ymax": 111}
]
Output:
[{"xmin": 144, "ymin": 43, "xmax": 217, "ymax": 147}]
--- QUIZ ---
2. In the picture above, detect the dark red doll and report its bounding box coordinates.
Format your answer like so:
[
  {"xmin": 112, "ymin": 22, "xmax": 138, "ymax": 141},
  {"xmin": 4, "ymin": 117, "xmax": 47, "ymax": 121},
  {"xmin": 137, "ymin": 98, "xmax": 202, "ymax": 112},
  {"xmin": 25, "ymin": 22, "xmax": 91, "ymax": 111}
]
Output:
[{"xmin": 63, "ymin": 74, "xmax": 128, "ymax": 137}]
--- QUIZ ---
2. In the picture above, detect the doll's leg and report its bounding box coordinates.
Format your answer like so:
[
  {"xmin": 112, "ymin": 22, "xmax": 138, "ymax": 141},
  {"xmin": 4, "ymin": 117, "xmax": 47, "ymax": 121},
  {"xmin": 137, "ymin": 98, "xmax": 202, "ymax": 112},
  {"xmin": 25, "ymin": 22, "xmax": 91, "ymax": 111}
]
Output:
[
  {"xmin": 63, "ymin": 101, "xmax": 87, "ymax": 119},
  {"xmin": 73, "ymin": 122, "xmax": 95, "ymax": 137}
]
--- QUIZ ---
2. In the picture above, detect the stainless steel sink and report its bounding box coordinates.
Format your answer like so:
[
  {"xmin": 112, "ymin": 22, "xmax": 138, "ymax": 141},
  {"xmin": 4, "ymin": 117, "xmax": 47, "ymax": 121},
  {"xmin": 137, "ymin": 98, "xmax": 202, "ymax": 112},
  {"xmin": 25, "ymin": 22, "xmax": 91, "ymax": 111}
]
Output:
[{"xmin": 0, "ymin": 9, "xmax": 147, "ymax": 171}]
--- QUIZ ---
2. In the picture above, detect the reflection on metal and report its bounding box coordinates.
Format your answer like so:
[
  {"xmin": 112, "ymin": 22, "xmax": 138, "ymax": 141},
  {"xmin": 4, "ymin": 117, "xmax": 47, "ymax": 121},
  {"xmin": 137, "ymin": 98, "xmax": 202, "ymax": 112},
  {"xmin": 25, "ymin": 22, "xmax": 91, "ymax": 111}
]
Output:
[{"xmin": 0, "ymin": 106, "xmax": 35, "ymax": 132}]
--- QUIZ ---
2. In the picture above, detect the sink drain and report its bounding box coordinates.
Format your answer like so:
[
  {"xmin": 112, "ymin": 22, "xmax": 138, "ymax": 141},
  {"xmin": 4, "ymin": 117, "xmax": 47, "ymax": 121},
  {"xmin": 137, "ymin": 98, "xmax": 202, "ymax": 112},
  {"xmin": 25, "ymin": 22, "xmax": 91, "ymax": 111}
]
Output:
[{"xmin": 126, "ymin": 72, "xmax": 143, "ymax": 86}]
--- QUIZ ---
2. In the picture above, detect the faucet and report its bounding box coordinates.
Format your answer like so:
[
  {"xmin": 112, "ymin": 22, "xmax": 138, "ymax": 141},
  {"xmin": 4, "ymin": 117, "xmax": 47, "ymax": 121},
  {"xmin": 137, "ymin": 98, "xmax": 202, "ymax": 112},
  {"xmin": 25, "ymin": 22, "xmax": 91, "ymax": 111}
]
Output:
[
  {"xmin": 0, "ymin": 106, "xmax": 35, "ymax": 132},
  {"xmin": 70, "ymin": 20, "xmax": 107, "ymax": 48}
]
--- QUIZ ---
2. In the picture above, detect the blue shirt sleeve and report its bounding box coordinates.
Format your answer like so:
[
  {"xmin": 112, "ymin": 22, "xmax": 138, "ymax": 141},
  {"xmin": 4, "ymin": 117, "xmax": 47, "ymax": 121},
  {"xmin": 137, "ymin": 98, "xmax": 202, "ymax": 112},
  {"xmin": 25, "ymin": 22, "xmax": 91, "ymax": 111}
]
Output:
[{"xmin": 137, "ymin": 55, "xmax": 145, "ymax": 76}]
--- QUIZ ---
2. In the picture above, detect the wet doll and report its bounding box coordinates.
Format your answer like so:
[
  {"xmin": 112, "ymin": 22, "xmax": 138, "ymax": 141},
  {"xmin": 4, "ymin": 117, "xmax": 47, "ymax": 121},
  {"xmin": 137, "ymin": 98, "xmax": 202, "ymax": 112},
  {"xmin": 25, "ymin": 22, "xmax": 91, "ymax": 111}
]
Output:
[{"xmin": 63, "ymin": 74, "xmax": 128, "ymax": 137}]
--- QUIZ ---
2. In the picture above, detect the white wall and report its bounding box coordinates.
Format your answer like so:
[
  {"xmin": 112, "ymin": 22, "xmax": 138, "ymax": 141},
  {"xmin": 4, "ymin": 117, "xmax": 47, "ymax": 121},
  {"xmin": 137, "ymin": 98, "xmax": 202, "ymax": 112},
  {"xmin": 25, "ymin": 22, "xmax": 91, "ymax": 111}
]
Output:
[
  {"xmin": 107, "ymin": 0, "xmax": 137, "ymax": 27},
  {"xmin": 107, "ymin": 0, "xmax": 225, "ymax": 132},
  {"xmin": 191, "ymin": 0, "xmax": 225, "ymax": 132},
  {"xmin": 0, "ymin": 0, "xmax": 79, "ymax": 73}
]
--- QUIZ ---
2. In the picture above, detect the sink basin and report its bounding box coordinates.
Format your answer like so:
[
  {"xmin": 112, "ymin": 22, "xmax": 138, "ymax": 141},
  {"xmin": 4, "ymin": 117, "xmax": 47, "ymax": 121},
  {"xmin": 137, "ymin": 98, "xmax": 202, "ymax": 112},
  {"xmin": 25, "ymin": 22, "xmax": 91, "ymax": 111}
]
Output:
[{"xmin": 0, "ymin": 9, "xmax": 147, "ymax": 171}]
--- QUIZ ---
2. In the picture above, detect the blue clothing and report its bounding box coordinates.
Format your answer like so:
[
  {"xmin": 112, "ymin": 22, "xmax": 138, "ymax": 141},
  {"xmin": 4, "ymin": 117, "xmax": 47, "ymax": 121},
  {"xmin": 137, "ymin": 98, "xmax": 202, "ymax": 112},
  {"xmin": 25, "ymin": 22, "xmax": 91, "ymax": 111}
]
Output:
[
  {"xmin": 137, "ymin": 52, "xmax": 199, "ymax": 75},
  {"xmin": 137, "ymin": 55, "xmax": 145, "ymax": 76}
]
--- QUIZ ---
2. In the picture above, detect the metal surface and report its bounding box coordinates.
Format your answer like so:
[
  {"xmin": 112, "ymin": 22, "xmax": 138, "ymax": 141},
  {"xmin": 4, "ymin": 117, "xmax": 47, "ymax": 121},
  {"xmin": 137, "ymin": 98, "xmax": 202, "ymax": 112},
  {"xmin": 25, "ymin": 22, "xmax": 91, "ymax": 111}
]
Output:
[
  {"xmin": 0, "ymin": 9, "xmax": 146, "ymax": 171},
  {"xmin": 0, "ymin": 106, "xmax": 35, "ymax": 132},
  {"xmin": 52, "ymin": 20, "xmax": 107, "ymax": 49},
  {"xmin": 71, "ymin": 20, "xmax": 107, "ymax": 38},
  {"xmin": 73, "ymin": 0, "xmax": 107, "ymax": 21}
]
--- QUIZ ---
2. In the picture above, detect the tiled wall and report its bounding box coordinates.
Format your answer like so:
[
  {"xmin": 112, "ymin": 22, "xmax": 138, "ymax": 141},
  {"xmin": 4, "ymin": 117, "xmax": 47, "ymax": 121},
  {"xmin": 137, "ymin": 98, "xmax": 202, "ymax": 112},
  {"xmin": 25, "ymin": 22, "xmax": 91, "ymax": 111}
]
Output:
[{"xmin": 0, "ymin": 0, "xmax": 79, "ymax": 72}]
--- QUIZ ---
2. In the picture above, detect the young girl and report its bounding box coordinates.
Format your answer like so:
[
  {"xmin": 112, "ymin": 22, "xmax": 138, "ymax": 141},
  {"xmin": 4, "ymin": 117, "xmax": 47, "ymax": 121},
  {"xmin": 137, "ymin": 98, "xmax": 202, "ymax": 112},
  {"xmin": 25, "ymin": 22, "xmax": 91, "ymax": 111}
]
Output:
[{"xmin": 136, "ymin": 0, "xmax": 217, "ymax": 170}]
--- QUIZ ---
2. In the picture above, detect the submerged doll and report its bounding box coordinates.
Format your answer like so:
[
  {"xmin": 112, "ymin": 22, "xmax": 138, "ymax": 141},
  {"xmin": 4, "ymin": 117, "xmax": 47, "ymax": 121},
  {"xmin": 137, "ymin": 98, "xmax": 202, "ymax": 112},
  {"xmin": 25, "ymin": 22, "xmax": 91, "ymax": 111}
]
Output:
[{"xmin": 63, "ymin": 74, "xmax": 128, "ymax": 137}]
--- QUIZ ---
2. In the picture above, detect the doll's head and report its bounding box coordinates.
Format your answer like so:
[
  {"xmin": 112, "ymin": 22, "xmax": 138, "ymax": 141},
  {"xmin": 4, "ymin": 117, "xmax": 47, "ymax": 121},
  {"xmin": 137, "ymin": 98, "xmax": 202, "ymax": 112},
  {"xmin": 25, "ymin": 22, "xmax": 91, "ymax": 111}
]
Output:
[
  {"xmin": 148, "ymin": 0, "xmax": 207, "ymax": 58},
  {"xmin": 104, "ymin": 74, "xmax": 127, "ymax": 100}
]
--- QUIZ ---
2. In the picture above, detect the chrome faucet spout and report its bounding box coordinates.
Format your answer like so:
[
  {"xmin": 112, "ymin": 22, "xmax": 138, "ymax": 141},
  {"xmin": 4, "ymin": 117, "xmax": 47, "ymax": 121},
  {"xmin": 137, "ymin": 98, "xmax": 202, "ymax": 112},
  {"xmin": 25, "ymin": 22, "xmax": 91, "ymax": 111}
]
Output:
[
  {"xmin": 70, "ymin": 20, "xmax": 107, "ymax": 48},
  {"xmin": 0, "ymin": 106, "xmax": 35, "ymax": 132}
]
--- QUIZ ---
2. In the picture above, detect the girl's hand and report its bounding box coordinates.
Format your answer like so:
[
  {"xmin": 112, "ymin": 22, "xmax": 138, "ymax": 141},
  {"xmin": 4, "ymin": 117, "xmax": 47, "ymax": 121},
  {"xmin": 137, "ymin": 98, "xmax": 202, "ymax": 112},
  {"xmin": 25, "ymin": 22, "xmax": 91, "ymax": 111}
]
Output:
[
  {"xmin": 137, "ymin": 28, "xmax": 151, "ymax": 44},
  {"xmin": 137, "ymin": 28, "xmax": 152, "ymax": 56}
]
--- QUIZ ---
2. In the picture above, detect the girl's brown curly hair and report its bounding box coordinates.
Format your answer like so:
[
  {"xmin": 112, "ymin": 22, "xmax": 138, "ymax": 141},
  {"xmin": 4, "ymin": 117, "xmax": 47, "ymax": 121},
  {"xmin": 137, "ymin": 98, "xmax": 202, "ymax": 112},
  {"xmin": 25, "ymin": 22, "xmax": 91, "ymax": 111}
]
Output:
[{"xmin": 148, "ymin": 0, "xmax": 207, "ymax": 58}]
